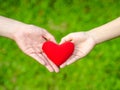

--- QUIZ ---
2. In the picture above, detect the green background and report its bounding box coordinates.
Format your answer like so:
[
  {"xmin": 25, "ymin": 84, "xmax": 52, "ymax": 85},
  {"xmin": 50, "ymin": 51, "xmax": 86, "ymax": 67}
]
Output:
[{"xmin": 0, "ymin": 0, "xmax": 120, "ymax": 90}]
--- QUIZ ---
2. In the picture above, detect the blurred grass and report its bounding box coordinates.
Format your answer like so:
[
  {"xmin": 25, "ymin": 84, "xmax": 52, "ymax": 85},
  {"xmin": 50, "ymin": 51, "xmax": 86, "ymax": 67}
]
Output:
[{"xmin": 0, "ymin": 0, "xmax": 120, "ymax": 90}]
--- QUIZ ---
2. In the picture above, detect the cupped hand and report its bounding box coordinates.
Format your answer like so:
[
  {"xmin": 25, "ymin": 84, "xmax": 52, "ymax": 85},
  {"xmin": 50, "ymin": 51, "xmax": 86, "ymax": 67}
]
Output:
[
  {"xmin": 60, "ymin": 32, "xmax": 96, "ymax": 68},
  {"xmin": 13, "ymin": 25, "xmax": 59, "ymax": 72}
]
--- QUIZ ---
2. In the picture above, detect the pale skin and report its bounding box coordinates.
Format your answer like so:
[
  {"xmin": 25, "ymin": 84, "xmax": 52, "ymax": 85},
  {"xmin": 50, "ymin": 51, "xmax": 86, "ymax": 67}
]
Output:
[
  {"xmin": 60, "ymin": 17, "xmax": 120, "ymax": 68},
  {"xmin": 1, "ymin": 16, "xmax": 120, "ymax": 72},
  {"xmin": 0, "ymin": 16, "xmax": 59, "ymax": 72}
]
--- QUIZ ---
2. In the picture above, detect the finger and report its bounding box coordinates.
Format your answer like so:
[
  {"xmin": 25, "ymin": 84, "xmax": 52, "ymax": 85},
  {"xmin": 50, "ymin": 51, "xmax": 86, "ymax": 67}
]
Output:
[
  {"xmin": 41, "ymin": 52, "xmax": 56, "ymax": 72},
  {"xmin": 48, "ymin": 60, "xmax": 59, "ymax": 73},
  {"xmin": 33, "ymin": 44, "xmax": 55, "ymax": 72},
  {"xmin": 60, "ymin": 37, "xmax": 68, "ymax": 44},
  {"xmin": 66, "ymin": 55, "xmax": 80, "ymax": 65},
  {"xmin": 60, "ymin": 62, "xmax": 67, "ymax": 68},
  {"xmin": 60, "ymin": 35, "xmax": 73, "ymax": 44},
  {"xmin": 60, "ymin": 55, "xmax": 79, "ymax": 68},
  {"xmin": 30, "ymin": 53, "xmax": 45, "ymax": 65},
  {"xmin": 43, "ymin": 33, "xmax": 56, "ymax": 43},
  {"xmin": 60, "ymin": 55, "xmax": 75, "ymax": 68},
  {"xmin": 44, "ymin": 54, "xmax": 59, "ymax": 72},
  {"xmin": 42, "ymin": 53, "xmax": 59, "ymax": 73},
  {"xmin": 37, "ymin": 53, "xmax": 54, "ymax": 72},
  {"xmin": 30, "ymin": 53, "xmax": 54, "ymax": 72},
  {"xmin": 45, "ymin": 63, "xmax": 54, "ymax": 72},
  {"xmin": 34, "ymin": 47, "xmax": 42, "ymax": 53},
  {"xmin": 49, "ymin": 36, "xmax": 56, "ymax": 43},
  {"xmin": 29, "ymin": 46, "xmax": 47, "ymax": 65}
]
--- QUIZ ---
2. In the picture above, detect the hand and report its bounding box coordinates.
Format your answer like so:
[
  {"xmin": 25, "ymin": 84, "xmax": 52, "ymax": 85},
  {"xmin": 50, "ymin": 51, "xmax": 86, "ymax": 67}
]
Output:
[
  {"xmin": 13, "ymin": 25, "xmax": 59, "ymax": 72},
  {"xmin": 60, "ymin": 32, "xmax": 96, "ymax": 68}
]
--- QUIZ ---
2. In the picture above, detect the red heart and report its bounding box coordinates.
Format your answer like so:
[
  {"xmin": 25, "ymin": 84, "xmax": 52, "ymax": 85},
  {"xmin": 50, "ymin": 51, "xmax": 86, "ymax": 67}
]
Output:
[{"xmin": 42, "ymin": 41, "xmax": 74, "ymax": 66}]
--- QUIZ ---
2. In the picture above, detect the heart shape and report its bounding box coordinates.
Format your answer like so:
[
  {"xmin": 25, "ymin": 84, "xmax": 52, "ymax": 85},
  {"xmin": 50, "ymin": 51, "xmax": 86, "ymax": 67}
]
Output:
[{"xmin": 42, "ymin": 41, "xmax": 74, "ymax": 66}]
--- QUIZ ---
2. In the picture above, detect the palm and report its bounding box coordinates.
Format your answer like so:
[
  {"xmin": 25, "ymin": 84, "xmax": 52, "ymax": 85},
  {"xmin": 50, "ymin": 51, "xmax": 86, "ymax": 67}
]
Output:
[
  {"xmin": 60, "ymin": 32, "xmax": 95, "ymax": 68},
  {"xmin": 74, "ymin": 33, "xmax": 95, "ymax": 58},
  {"xmin": 14, "ymin": 25, "xmax": 46, "ymax": 62},
  {"xmin": 13, "ymin": 25, "xmax": 59, "ymax": 72}
]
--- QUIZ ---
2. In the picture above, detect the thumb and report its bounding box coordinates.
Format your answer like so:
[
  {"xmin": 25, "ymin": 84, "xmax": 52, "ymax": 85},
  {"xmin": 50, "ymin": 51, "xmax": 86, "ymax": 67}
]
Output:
[
  {"xmin": 43, "ymin": 33, "xmax": 56, "ymax": 43},
  {"xmin": 60, "ymin": 35, "xmax": 73, "ymax": 44}
]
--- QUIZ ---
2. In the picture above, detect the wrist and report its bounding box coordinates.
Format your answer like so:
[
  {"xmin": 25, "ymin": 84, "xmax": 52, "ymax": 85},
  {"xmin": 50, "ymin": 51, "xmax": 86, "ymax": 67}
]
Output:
[
  {"xmin": 11, "ymin": 23, "xmax": 29, "ymax": 41},
  {"xmin": 87, "ymin": 17, "xmax": 120, "ymax": 44},
  {"xmin": 86, "ymin": 28, "xmax": 99, "ymax": 45},
  {"xmin": 0, "ymin": 16, "xmax": 27, "ymax": 40},
  {"xmin": 1, "ymin": 23, "xmax": 27, "ymax": 40}
]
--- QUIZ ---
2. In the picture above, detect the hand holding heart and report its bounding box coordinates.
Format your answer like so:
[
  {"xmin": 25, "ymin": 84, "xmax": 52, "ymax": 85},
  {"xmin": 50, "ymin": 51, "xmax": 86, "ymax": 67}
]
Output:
[
  {"xmin": 1, "ymin": 16, "xmax": 96, "ymax": 72},
  {"xmin": 0, "ymin": 16, "xmax": 60, "ymax": 72},
  {"xmin": 42, "ymin": 32, "xmax": 96, "ymax": 69},
  {"xmin": 13, "ymin": 25, "xmax": 59, "ymax": 72},
  {"xmin": 1, "ymin": 16, "xmax": 120, "ymax": 73},
  {"xmin": 59, "ymin": 32, "xmax": 96, "ymax": 68},
  {"xmin": 11, "ymin": 23, "xmax": 95, "ymax": 72},
  {"xmin": 13, "ymin": 25, "xmax": 96, "ymax": 72}
]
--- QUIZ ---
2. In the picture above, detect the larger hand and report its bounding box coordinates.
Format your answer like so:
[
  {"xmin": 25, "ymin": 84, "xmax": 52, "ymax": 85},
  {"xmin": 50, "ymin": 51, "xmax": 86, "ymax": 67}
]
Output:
[{"xmin": 13, "ymin": 25, "xmax": 59, "ymax": 72}]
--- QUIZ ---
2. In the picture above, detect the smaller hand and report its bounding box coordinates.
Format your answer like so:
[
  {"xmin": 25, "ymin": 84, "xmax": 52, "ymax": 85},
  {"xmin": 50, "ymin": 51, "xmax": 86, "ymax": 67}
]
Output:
[
  {"xmin": 60, "ymin": 32, "xmax": 96, "ymax": 68},
  {"xmin": 13, "ymin": 25, "xmax": 59, "ymax": 72}
]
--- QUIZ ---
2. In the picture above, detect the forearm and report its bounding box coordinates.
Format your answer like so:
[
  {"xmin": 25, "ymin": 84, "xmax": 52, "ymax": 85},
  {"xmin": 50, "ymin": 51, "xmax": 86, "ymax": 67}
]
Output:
[
  {"xmin": 0, "ymin": 16, "xmax": 27, "ymax": 39},
  {"xmin": 87, "ymin": 17, "xmax": 120, "ymax": 44}
]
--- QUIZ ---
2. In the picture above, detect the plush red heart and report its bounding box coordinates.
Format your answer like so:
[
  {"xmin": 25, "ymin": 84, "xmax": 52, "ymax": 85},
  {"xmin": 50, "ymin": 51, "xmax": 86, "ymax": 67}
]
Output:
[{"xmin": 42, "ymin": 41, "xmax": 74, "ymax": 66}]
